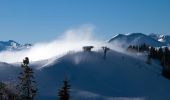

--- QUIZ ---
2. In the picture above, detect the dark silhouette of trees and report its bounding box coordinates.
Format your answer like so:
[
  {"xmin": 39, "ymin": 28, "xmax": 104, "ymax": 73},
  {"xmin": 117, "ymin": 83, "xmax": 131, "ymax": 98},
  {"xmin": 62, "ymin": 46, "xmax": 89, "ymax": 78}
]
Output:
[
  {"xmin": 157, "ymin": 48, "xmax": 163, "ymax": 61},
  {"xmin": 148, "ymin": 47, "xmax": 157, "ymax": 59},
  {"xmin": 127, "ymin": 43, "xmax": 149, "ymax": 52},
  {"xmin": 17, "ymin": 57, "xmax": 37, "ymax": 100},
  {"xmin": 127, "ymin": 44, "xmax": 170, "ymax": 79},
  {"xmin": 0, "ymin": 82, "xmax": 5, "ymax": 100},
  {"xmin": 58, "ymin": 78, "xmax": 71, "ymax": 100},
  {"xmin": 161, "ymin": 47, "xmax": 170, "ymax": 79},
  {"xmin": 148, "ymin": 47, "xmax": 170, "ymax": 79},
  {"xmin": 0, "ymin": 82, "xmax": 18, "ymax": 100}
]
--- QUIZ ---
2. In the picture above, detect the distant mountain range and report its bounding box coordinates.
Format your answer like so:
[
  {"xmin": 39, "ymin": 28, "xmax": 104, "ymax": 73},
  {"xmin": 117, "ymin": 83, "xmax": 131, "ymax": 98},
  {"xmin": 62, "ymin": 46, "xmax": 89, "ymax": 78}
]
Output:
[
  {"xmin": 1, "ymin": 33, "xmax": 170, "ymax": 52},
  {"xmin": 0, "ymin": 40, "xmax": 32, "ymax": 51},
  {"xmin": 109, "ymin": 33, "xmax": 170, "ymax": 47}
]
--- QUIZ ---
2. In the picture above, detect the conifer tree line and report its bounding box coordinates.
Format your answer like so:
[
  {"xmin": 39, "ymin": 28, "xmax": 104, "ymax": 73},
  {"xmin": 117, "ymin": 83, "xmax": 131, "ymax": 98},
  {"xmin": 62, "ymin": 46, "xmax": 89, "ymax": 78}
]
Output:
[
  {"xmin": 0, "ymin": 57, "xmax": 71, "ymax": 100},
  {"xmin": 128, "ymin": 44, "xmax": 170, "ymax": 79},
  {"xmin": 0, "ymin": 82, "xmax": 18, "ymax": 100},
  {"xmin": 127, "ymin": 43, "xmax": 149, "ymax": 52},
  {"xmin": 148, "ymin": 46, "xmax": 170, "ymax": 78}
]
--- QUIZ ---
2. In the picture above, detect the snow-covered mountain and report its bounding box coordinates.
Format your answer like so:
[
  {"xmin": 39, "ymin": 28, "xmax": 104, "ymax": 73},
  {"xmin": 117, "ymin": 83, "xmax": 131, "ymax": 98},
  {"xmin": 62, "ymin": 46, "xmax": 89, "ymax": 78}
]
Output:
[
  {"xmin": 1, "ymin": 33, "xmax": 169, "ymax": 52},
  {"xmin": 0, "ymin": 49, "xmax": 170, "ymax": 100},
  {"xmin": 0, "ymin": 40, "xmax": 32, "ymax": 51},
  {"xmin": 108, "ymin": 33, "xmax": 166, "ymax": 47},
  {"xmin": 1, "ymin": 33, "xmax": 170, "ymax": 100},
  {"xmin": 149, "ymin": 33, "xmax": 170, "ymax": 45}
]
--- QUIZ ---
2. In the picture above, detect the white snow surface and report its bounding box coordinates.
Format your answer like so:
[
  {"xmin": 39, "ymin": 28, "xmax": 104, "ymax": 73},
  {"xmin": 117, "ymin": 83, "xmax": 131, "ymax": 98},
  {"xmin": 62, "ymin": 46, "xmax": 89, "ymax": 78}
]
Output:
[{"xmin": 0, "ymin": 49, "xmax": 170, "ymax": 100}]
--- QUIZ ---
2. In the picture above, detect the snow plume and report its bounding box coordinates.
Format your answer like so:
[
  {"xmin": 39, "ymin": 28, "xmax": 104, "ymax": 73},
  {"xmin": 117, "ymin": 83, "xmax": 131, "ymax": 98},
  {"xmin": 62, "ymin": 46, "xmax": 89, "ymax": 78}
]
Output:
[
  {"xmin": 0, "ymin": 24, "xmax": 104, "ymax": 63},
  {"xmin": 108, "ymin": 40, "xmax": 127, "ymax": 52}
]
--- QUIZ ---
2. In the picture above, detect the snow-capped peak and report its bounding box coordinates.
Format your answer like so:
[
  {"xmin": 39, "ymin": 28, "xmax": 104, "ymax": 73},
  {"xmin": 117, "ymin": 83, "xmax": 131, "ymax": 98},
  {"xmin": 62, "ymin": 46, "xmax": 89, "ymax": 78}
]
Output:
[
  {"xmin": 0, "ymin": 40, "xmax": 32, "ymax": 51},
  {"xmin": 109, "ymin": 33, "xmax": 166, "ymax": 47},
  {"xmin": 149, "ymin": 34, "xmax": 170, "ymax": 45}
]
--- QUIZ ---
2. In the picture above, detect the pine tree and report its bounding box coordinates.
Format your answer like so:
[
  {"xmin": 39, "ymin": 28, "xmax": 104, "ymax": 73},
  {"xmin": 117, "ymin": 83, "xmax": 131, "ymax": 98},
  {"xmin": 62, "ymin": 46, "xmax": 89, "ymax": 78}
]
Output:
[
  {"xmin": 161, "ymin": 47, "xmax": 170, "ymax": 79},
  {"xmin": 17, "ymin": 57, "xmax": 37, "ymax": 100},
  {"xmin": 58, "ymin": 78, "xmax": 71, "ymax": 100},
  {"xmin": 0, "ymin": 82, "xmax": 6, "ymax": 100},
  {"xmin": 0, "ymin": 82, "xmax": 17, "ymax": 100},
  {"xmin": 157, "ymin": 48, "xmax": 163, "ymax": 61}
]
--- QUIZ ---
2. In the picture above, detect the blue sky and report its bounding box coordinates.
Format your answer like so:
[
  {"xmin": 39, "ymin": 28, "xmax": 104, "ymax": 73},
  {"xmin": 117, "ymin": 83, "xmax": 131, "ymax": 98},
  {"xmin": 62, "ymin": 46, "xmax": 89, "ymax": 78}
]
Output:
[{"xmin": 0, "ymin": 0, "xmax": 170, "ymax": 43}]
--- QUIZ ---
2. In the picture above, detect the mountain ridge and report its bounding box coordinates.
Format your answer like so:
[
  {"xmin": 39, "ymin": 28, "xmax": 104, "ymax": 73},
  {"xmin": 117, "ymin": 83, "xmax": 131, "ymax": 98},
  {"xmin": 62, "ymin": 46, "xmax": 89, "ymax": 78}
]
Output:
[
  {"xmin": 109, "ymin": 33, "xmax": 168, "ymax": 47},
  {"xmin": 0, "ymin": 40, "xmax": 32, "ymax": 51}
]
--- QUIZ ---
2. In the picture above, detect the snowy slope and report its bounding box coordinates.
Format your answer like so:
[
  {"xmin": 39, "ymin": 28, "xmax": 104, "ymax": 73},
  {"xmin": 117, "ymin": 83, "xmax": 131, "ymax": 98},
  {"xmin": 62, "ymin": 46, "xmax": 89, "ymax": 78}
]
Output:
[
  {"xmin": 0, "ymin": 62, "xmax": 20, "ymax": 81},
  {"xmin": 109, "ymin": 33, "xmax": 165, "ymax": 47},
  {"xmin": 1, "ymin": 49, "xmax": 170, "ymax": 100},
  {"xmin": 35, "ymin": 50, "xmax": 170, "ymax": 100},
  {"xmin": 0, "ymin": 40, "xmax": 32, "ymax": 51}
]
